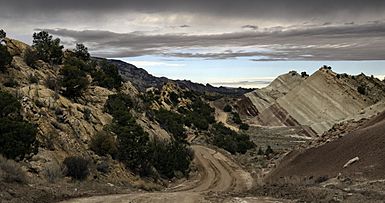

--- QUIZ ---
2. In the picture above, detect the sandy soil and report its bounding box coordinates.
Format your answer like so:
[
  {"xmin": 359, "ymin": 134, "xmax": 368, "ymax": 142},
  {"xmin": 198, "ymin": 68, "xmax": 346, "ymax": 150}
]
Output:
[{"xmin": 61, "ymin": 145, "xmax": 282, "ymax": 203}]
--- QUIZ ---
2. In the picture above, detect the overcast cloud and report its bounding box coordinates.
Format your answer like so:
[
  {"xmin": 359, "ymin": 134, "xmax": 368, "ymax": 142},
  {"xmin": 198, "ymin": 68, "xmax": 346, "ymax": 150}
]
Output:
[{"xmin": 1, "ymin": 0, "xmax": 385, "ymax": 61}]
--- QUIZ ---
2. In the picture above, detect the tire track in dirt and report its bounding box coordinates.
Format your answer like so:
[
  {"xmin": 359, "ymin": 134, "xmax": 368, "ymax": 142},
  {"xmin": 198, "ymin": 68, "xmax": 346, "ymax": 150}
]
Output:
[{"xmin": 61, "ymin": 145, "xmax": 254, "ymax": 203}]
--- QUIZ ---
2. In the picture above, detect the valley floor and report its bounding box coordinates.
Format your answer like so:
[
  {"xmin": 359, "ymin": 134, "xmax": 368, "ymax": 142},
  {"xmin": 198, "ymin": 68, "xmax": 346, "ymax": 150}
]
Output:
[{"xmin": 60, "ymin": 145, "xmax": 285, "ymax": 203}]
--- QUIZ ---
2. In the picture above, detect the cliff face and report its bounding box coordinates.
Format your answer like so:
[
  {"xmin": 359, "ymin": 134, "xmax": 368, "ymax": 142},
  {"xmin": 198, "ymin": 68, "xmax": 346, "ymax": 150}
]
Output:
[{"xmin": 242, "ymin": 68, "xmax": 385, "ymax": 135}]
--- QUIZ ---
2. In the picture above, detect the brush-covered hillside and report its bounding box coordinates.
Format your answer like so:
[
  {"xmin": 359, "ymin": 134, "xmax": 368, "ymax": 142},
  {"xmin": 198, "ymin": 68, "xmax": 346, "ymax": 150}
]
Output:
[{"xmin": 0, "ymin": 30, "xmax": 256, "ymax": 202}]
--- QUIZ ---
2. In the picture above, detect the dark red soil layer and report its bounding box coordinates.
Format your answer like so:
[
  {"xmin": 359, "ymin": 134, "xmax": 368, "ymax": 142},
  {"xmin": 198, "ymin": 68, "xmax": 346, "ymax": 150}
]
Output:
[{"xmin": 270, "ymin": 110, "xmax": 385, "ymax": 180}]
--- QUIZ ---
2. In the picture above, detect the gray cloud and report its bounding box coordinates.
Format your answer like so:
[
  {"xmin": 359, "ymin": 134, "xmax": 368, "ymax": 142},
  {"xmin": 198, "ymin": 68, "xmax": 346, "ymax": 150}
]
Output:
[
  {"xmin": 2, "ymin": 0, "xmax": 385, "ymax": 61},
  {"xmin": 1, "ymin": 0, "xmax": 385, "ymax": 21},
  {"xmin": 41, "ymin": 21, "xmax": 385, "ymax": 60},
  {"xmin": 241, "ymin": 25, "xmax": 258, "ymax": 30}
]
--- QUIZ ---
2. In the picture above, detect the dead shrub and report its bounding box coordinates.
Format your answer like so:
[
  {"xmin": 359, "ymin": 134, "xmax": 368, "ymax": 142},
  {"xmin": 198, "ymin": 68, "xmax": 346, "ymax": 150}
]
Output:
[
  {"xmin": 0, "ymin": 155, "xmax": 26, "ymax": 183},
  {"xmin": 44, "ymin": 162, "xmax": 63, "ymax": 183}
]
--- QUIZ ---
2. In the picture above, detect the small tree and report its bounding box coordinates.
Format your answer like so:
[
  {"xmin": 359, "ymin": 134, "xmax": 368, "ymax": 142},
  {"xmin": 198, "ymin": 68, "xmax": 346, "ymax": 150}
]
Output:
[
  {"xmin": 223, "ymin": 104, "xmax": 232, "ymax": 112},
  {"xmin": 265, "ymin": 145, "xmax": 274, "ymax": 156},
  {"xmin": 74, "ymin": 43, "xmax": 90, "ymax": 61},
  {"xmin": 64, "ymin": 56, "xmax": 92, "ymax": 73},
  {"xmin": 149, "ymin": 138, "xmax": 193, "ymax": 178},
  {"xmin": 32, "ymin": 31, "xmax": 63, "ymax": 65},
  {"xmin": 59, "ymin": 65, "xmax": 89, "ymax": 98},
  {"xmin": 115, "ymin": 124, "xmax": 151, "ymax": 175},
  {"xmin": 24, "ymin": 48, "xmax": 38, "ymax": 68},
  {"xmin": 0, "ymin": 29, "xmax": 6, "ymax": 39},
  {"xmin": 0, "ymin": 45, "xmax": 12, "ymax": 70},
  {"xmin": 357, "ymin": 85, "xmax": 366, "ymax": 95},
  {"xmin": 231, "ymin": 112, "xmax": 242, "ymax": 125},
  {"xmin": 257, "ymin": 147, "xmax": 264, "ymax": 155},
  {"xmin": 90, "ymin": 131, "xmax": 118, "ymax": 158},
  {"xmin": 92, "ymin": 61, "xmax": 123, "ymax": 90},
  {"xmin": 0, "ymin": 91, "xmax": 21, "ymax": 118},
  {"xmin": 63, "ymin": 156, "xmax": 89, "ymax": 180},
  {"xmin": 0, "ymin": 91, "xmax": 38, "ymax": 160},
  {"xmin": 301, "ymin": 71, "xmax": 309, "ymax": 78},
  {"xmin": 239, "ymin": 123, "xmax": 249, "ymax": 131}
]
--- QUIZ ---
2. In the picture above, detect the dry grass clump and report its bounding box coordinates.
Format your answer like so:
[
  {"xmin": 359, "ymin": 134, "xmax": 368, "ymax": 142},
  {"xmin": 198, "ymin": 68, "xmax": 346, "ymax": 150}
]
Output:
[{"xmin": 0, "ymin": 155, "xmax": 26, "ymax": 183}]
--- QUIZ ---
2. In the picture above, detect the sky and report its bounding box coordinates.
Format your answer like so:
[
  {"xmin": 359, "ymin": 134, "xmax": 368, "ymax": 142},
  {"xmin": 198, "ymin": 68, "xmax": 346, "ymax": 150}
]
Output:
[{"xmin": 1, "ymin": 0, "xmax": 385, "ymax": 88}]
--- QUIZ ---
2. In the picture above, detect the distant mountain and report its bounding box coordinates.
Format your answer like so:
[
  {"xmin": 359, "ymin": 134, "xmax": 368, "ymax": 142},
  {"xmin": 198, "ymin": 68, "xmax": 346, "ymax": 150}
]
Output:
[{"xmin": 108, "ymin": 59, "xmax": 254, "ymax": 96}]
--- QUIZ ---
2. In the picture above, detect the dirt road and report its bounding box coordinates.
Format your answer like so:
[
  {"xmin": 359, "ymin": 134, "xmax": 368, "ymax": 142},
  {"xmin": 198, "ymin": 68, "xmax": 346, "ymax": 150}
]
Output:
[
  {"xmin": 210, "ymin": 103, "xmax": 239, "ymax": 132},
  {"xmin": 61, "ymin": 145, "xmax": 282, "ymax": 202}
]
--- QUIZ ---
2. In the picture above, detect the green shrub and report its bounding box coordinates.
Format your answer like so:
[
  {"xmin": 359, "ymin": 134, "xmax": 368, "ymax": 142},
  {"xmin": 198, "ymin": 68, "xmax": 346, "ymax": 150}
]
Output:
[
  {"xmin": 154, "ymin": 109, "xmax": 186, "ymax": 139},
  {"xmin": 44, "ymin": 76, "xmax": 59, "ymax": 91},
  {"xmin": 301, "ymin": 71, "xmax": 309, "ymax": 78},
  {"xmin": 96, "ymin": 161, "xmax": 110, "ymax": 174},
  {"xmin": 105, "ymin": 92, "xmax": 193, "ymax": 178},
  {"xmin": 231, "ymin": 112, "xmax": 242, "ymax": 125},
  {"xmin": 3, "ymin": 78, "xmax": 18, "ymax": 87},
  {"xmin": 265, "ymin": 145, "xmax": 274, "ymax": 156},
  {"xmin": 149, "ymin": 138, "xmax": 193, "ymax": 178},
  {"xmin": 74, "ymin": 43, "xmax": 90, "ymax": 61},
  {"xmin": 322, "ymin": 65, "xmax": 332, "ymax": 70},
  {"xmin": 184, "ymin": 97, "xmax": 215, "ymax": 130},
  {"xmin": 59, "ymin": 65, "xmax": 89, "ymax": 97},
  {"xmin": 0, "ymin": 29, "xmax": 5, "ymax": 39},
  {"xmin": 257, "ymin": 147, "xmax": 264, "ymax": 155},
  {"xmin": 114, "ymin": 124, "xmax": 150, "ymax": 175},
  {"xmin": 0, "ymin": 91, "xmax": 38, "ymax": 160},
  {"xmin": 0, "ymin": 91, "xmax": 21, "ymax": 118},
  {"xmin": 0, "ymin": 118, "xmax": 38, "ymax": 159},
  {"xmin": 24, "ymin": 48, "xmax": 38, "ymax": 68},
  {"xmin": 92, "ymin": 61, "xmax": 123, "ymax": 89},
  {"xmin": 64, "ymin": 56, "xmax": 93, "ymax": 73},
  {"xmin": 169, "ymin": 92, "xmax": 179, "ymax": 104},
  {"xmin": 63, "ymin": 156, "xmax": 89, "ymax": 180},
  {"xmin": 105, "ymin": 93, "xmax": 133, "ymax": 114},
  {"xmin": 223, "ymin": 104, "xmax": 232, "ymax": 112},
  {"xmin": 104, "ymin": 93, "xmax": 135, "ymax": 126},
  {"xmin": 32, "ymin": 31, "xmax": 63, "ymax": 64},
  {"xmin": 0, "ymin": 155, "xmax": 26, "ymax": 183},
  {"xmin": 211, "ymin": 123, "xmax": 255, "ymax": 154},
  {"xmin": 83, "ymin": 108, "xmax": 92, "ymax": 121},
  {"xmin": 0, "ymin": 44, "xmax": 12, "ymax": 70},
  {"xmin": 357, "ymin": 85, "xmax": 366, "ymax": 95},
  {"xmin": 28, "ymin": 74, "xmax": 39, "ymax": 84},
  {"xmin": 239, "ymin": 123, "xmax": 250, "ymax": 131},
  {"xmin": 90, "ymin": 131, "xmax": 118, "ymax": 158}
]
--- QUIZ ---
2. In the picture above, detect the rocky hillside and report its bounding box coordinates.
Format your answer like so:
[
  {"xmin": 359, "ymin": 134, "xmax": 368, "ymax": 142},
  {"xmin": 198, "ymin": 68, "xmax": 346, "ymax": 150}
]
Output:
[
  {"xmin": 0, "ymin": 33, "xmax": 206, "ymax": 196},
  {"xmin": 109, "ymin": 59, "xmax": 254, "ymax": 96},
  {"xmin": 0, "ymin": 38, "xmax": 158, "ymax": 185},
  {"xmin": 239, "ymin": 68, "xmax": 385, "ymax": 135}
]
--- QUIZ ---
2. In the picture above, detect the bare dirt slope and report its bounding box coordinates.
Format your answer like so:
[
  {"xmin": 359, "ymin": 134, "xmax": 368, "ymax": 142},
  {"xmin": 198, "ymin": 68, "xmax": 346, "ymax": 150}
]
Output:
[
  {"xmin": 61, "ymin": 145, "xmax": 283, "ymax": 203},
  {"xmin": 210, "ymin": 102, "xmax": 239, "ymax": 132},
  {"xmin": 270, "ymin": 110, "xmax": 385, "ymax": 180},
  {"xmin": 244, "ymin": 71, "xmax": 304, "ymax": 116}
]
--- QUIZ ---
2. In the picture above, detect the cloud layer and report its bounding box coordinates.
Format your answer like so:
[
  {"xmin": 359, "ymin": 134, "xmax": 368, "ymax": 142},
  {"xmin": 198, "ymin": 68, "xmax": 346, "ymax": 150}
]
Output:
[
  {"xmin": 1, "ymin": 0, "xmax": 385, "ymax": 61},
  {"xmin": 2, "ymin": 0, "xmax": 385, "ymax": 20},
  {"xmin": 43, "ymin": 21, "xmax": 385, "ymax": 60}
]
